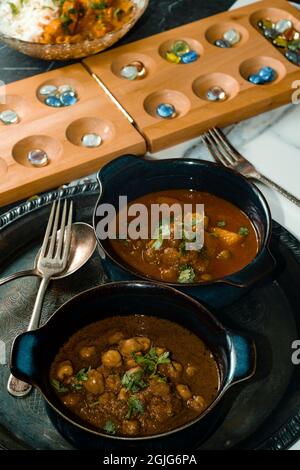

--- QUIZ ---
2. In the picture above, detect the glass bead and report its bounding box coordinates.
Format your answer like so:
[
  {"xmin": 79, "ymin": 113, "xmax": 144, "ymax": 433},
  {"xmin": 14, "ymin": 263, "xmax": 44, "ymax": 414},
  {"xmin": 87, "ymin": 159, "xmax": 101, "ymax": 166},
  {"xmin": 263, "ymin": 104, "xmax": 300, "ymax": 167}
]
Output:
[
  {"xmin": 165, "ymin": 51, "xmax": 181, "ymax": 64},
  {"xmin": 258, "ymin": 66, "xmax": 276, "ymax": 82},
  {"xmin": 58, "ymin": 84, "xmax": 75, "ymax": 94},
  {"xmin": 288, "ymin": 40, "xmax": 300, "ymax": 52},
  {"xmin": 120, "ymin": 65, "xmax": 139, "ymax": 80},
  {"xmin": 263, "ymin": 28, "xmax": 278, "ymax": 40},
  {"xmin": 60, "ymin": 91, "xmax": 78, "ymax": 106},
  {"xmin": 223, "ymin": 28, "xmax": 241, "ymax": 45},
  {"xmin": 44, "ymin": 95, "xmax": 62, "ymax": 107},
  {"xmin": 0, "ymin": 109, "xmax": 19, "ymax": 124},
  {"xmin": 81, "ymin": 133, "xmax": 102, "ymax": 148},
  {"xmin": 180, "ymin": 50, "xmax": 199, "ymax": 64},
  {"xmin": 27, "ymin": 149, "xmax": 48, "ymax": 167},
  {"xmin": 206, "ymin": 86, "xmax": 227, "ymax": 101},
  {"xmin": 285, "ymin": 50, "xmax": 299, "ymax": 65},
  {"xmin": 214, "ymin": 39, "xmax": 232, "ymax": 48},
  {"xmin": 156, "ymin": 103, "xmax": 177, "ymax": 119},
  {"xmin": 272, "ymin": 36, "xmax": 288, "ymax": 48},
  {"xmin": 248, "ymin": 74, "xmax": 266, "ymax": 85},
  {"xmin": 129, "ymin": 61, "xmax": 146, "ymax": 78},
  {"xmin": 257, "ymin": 18, "xmax": 274, "ymax": 30},
  {"xmin": 171, "ymin": 40, "xmax": 190, "ymax": 56},
  {"xmin": 39, "ymin": 84, "xmax": 58, "ymax": 96},
  {"xmin": 275, "ymin": 19, "xmax": 293, "ymax": 34}
]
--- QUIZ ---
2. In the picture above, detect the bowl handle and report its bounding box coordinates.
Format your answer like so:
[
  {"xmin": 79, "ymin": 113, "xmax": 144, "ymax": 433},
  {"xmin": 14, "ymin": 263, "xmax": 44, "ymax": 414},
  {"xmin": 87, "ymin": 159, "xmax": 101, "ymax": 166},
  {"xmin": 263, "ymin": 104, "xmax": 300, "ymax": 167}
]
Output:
[
  {"xmin": 96, "ymin": 154, "xmax": 146, "ymax": 190},
  {"xmin": 10, "ymin": 332, "xmax": 41, "ymax": 386},
  {"xmin": 221, "ymin": 249, "xmax": 276, "ymax": 288},
  {"xmin": 227, "ymin": 331, "xmax": 256, "ymax": 387}
]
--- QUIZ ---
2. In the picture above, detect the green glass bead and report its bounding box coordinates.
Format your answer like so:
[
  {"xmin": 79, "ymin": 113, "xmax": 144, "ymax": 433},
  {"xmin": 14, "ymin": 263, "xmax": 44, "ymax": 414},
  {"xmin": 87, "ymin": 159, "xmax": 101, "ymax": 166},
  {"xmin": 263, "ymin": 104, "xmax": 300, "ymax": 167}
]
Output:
[
  {"xmin": 171, "ymin": 40, "xmax": 190, "ymax": 57},
  {"xmin": 288, "ymin": 40, "xmax": 300, "ymax": 52},
  {"xmin": 273, "ymin": 36, "xmax": 288, "ymax": 48},
  {"xmin": 165, "ymin": 51, "xmax": 181, "ymax": 64},
  {"xmin": 257, "ymin": 18, "xmax": 273, "ymax": 30}
]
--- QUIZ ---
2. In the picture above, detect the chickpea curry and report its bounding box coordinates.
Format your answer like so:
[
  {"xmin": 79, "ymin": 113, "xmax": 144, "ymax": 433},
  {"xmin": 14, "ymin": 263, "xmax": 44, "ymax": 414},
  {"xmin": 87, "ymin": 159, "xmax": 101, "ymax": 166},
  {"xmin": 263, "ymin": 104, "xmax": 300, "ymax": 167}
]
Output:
[
  {"xmin": 40, "ymin": 0, "xmax": 134, "ymax": 44},
  {"xmin": 50, "ymin": 316, "xmax": 220, "ymax": 437},
  {"xmin": 109, "ymin": 190, "xmax": 259, "ymax": 283}
]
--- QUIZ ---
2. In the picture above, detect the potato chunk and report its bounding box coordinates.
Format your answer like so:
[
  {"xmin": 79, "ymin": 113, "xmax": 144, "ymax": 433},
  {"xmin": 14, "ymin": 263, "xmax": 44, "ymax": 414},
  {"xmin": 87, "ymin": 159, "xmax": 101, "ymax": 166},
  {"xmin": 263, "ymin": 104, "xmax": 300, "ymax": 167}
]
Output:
[{"xmin": 212, "ymin": 228, "xmax": 243, "ymax": 246}]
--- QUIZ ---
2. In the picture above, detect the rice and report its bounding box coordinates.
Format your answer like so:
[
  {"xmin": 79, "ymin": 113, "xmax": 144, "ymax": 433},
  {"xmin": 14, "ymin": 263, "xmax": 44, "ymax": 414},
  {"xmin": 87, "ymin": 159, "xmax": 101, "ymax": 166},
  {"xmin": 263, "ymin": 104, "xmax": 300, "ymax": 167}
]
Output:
[{"xmin": 0, "ymin": 0, "xmax": 59, "ymax": 42}]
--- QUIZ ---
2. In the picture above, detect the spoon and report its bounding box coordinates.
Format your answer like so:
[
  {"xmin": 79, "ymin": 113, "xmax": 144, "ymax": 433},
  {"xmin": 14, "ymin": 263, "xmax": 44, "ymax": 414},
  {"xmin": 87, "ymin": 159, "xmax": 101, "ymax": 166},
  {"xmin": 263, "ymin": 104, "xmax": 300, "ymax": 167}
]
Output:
[{"xmin": 0, "ymin": 222, "xmax": 97, "ymax": 287}]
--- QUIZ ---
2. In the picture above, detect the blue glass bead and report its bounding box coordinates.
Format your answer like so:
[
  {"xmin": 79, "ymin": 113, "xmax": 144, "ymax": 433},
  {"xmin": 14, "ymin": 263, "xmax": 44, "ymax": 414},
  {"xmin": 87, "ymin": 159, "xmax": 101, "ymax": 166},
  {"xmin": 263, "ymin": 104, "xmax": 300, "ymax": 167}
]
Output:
[
  {"xmin": 258, "ymin": 66, "xmax": 276, "ymax": 82},
  {"xmin": 248, "ymin": 74, "xmax": 266, "ymax": 85},
  {"xmin": 45, "ymin": 95, "xmax": 63, "ymax": 107},
  {"xmin": 156, "ymin": 103, "xmax": 176, "ymax": 119},
  {"xmin": 285, "ymin": 50, "xmax": 300, "ymax": 65},
  {"xmin": 180, "ymin": 50, "xmax": 199, "ymax": 64},
  {"xmin": 60, "ymin": 91, "xmax": 78, "ymax": 106},
  {"xmin": 214, "ymin": 39, "xmax": 232, "ymax": 48}
]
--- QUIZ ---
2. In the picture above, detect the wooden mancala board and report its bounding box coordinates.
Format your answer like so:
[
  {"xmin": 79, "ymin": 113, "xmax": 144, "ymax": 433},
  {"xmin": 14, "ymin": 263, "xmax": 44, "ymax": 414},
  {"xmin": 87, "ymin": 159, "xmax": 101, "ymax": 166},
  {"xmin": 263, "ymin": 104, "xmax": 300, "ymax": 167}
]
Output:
[{"xmin": 1, "ymin": 0, "xmax": 300, "ymax": 206}]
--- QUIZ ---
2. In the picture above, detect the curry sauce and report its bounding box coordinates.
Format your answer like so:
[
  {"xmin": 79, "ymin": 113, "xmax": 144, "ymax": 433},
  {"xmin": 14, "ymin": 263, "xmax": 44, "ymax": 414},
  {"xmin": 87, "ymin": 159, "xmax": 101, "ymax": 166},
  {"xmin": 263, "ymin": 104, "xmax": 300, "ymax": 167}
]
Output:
[
  {"xmin": 50, "ymin": 316, "xmax": 220, "ymax": 437},
  {"xmin": 109, "ymin": 190, "xmax": 259, "ymax": 283}
]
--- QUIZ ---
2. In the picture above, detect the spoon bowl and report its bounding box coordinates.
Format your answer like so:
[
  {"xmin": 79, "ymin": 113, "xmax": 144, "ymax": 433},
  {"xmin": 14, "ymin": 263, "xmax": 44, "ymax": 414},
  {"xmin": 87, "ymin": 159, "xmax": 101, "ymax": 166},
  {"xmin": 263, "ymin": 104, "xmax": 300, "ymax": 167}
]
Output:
[{"xmin": 0, "ymin": 222, "xmax": 97, "ymax": 286}]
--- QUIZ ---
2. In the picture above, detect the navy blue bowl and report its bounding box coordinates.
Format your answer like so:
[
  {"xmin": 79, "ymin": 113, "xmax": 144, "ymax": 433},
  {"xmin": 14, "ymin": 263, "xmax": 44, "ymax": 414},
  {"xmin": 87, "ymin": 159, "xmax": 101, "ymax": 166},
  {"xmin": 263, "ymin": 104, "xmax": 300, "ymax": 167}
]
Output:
[
  {"xmin": 10, "ymin": 281, "xmax": 255, "ymax": 450},
  {"xmin": 93, "ymin": 156, "xmax": 275, "ymax": 308}
]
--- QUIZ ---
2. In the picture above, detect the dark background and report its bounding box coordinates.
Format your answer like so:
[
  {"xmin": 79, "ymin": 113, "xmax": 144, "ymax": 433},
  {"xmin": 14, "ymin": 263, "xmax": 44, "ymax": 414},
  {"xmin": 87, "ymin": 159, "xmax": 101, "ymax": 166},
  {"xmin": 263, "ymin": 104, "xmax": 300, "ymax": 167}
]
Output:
[{"xmin": 0, "ymin": 0, "xmax": 235, "ymax": 84}]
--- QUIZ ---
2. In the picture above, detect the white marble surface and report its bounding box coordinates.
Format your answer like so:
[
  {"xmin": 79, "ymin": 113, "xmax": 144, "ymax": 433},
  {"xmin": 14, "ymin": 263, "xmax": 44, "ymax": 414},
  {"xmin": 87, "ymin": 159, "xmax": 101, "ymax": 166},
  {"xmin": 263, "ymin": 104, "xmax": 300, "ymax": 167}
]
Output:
[{"xmin": 153, "ymin": 0, "xmax": 300, "ymax": 450}]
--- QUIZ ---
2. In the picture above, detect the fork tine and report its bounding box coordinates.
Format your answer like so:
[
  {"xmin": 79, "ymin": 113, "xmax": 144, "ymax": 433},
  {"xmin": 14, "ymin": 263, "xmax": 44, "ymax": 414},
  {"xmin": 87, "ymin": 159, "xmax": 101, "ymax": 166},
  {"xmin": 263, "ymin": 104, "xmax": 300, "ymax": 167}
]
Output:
[
  {"xmin": 213, "ymin": 127, "xmax": 244, "ymax": 162},
  {"xmin": 202, "ymin": 133, "xmax": 230, "ymax": 168},
  {"xmin": 40, "ymin": 201, "xmax": 56, "ymax": 259},
  {"xmin": 208, "ymin": 129, "xmax": 235, "ymax": 165},
  {"xmin": 55, "ymin": 199, "xmax": 67, "ymax": 259},
  {"xmin": 47, "ymin": 199, "xmax": 61, "ymax": 258},
  {"xmin": 61, "ymin": 200, "xmax": 73, "ymax": 266}
]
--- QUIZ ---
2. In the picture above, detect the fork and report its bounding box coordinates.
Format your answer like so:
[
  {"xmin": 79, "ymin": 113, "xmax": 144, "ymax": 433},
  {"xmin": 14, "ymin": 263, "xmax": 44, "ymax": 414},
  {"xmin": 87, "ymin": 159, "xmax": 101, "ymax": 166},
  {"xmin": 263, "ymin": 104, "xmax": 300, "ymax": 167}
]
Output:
[
  {"xmin": 7, "ymin": 199, "xmax": 73, "ymax": 397},
  {"xmin": 202, "ymin": 127, "xmax": 300, "ymax": 208}
]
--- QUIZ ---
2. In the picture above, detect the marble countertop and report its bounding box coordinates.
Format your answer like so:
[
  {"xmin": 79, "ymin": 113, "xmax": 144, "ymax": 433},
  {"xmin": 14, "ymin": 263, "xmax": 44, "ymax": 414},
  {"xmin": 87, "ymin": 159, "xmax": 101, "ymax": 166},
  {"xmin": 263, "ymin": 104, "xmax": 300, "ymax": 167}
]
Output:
[{"xmin": 1, "ymin": 0, "xmax": 300, "ymax": 450}]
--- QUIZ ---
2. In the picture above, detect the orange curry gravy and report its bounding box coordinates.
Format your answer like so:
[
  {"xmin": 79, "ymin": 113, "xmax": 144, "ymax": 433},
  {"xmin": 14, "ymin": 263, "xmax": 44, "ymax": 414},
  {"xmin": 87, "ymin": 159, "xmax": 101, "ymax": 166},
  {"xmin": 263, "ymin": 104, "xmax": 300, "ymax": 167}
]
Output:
[
  {"xmin": 40, "ymin": 0, "xmax": 134, "ymax": 44},
  {"xmin": 50, "ymin": 316, "xmax": 220, "ymax": 437},
  {"xmin": 109, "ymin": 190, "xmax": 259, "ymax": 283}
]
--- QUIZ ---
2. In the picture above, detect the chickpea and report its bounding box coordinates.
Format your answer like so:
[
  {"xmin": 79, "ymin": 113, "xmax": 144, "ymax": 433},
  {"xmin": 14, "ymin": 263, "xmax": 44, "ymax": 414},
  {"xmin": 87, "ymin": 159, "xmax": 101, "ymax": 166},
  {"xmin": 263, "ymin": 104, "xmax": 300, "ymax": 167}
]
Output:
[
  {"xmin": 62, "ymin": 393, "xmax": 81, "ymax": 407},
  {"xmin": 186, "ymin": 364, "xmax": 197, "ymax": 377},
  {"xmin": 149, "ymin": 379, "xmax": 170, "ymax": 397},
  {"xmin": 176, "ymin": 384, "xmax": 192, "ymax": 401},
  {"xmin": 187, "ymin": 395, "xmax": 206, "ymax": 412},
  {"xmin": 108, "ymin": 331, "xmax": 124, "ymax": 345},
  {"xmin": 122, "ymin": 420, "xmax": 140, "ymax": 436},
  {"xmin": 135, "ymin": 336, "xmax": 151, "ymax": 352},
  {"xmin": 56, "ymin": 360, "xmax": 73, "ymax": 381},
  {"xmin": 118, "ymin": 387, "xmax": 128, "ymax": 401},
  {"xmin": 125, "ymin": 358, "xmax": 137, "ymax": 369},
  {"xmin": 79, "ymin": 346, "xmax": 96, "ymax": 359},
  {"xmin": 119, "ymin": 338, "xmax": 142, "ymax": 357},
  {"xmin": 84, "ymin": 369, "xmax": 104, "ymax": 395},
  {"xmin": 161, "ymin": 361, "xmax": 182, "ymax": 381},
  {"xmin": 105, "ymin": 374, "xmax": 121, "ymax": 392},
  {"xmin": 102, "ymin": 350, "xmax": 122, "ymax": 368},
  {"xmin": 156, "ymin": 346, "xmax": 166, "ymax": 356}
]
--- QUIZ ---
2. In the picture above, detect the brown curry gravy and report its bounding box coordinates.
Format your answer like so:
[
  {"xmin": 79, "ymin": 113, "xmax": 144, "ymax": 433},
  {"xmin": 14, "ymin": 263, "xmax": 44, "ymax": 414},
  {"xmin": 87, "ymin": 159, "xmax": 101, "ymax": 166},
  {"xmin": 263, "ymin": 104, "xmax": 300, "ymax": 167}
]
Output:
[{"xmin": 50, "ymin": 316, "xmax": 220, "ymax": 437}]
